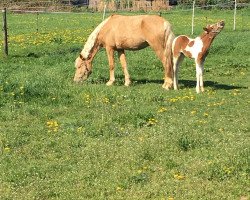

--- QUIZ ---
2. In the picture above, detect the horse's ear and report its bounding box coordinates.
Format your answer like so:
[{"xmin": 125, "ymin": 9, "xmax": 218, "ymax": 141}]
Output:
[{"xmin": 79, "ymin": 54, "xmax": 84, "ymax": 60}]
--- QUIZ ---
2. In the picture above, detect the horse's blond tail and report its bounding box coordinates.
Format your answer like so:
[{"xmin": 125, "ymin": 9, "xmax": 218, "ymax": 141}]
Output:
[{"xmin": 164, "ymin": 22, "xmax": 175, "ymax": 88}]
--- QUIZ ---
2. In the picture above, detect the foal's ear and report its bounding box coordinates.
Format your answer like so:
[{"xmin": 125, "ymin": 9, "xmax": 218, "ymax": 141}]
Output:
[{"xmin": 203, "ymin": 27, "xmax": 209, "ymax": 34}]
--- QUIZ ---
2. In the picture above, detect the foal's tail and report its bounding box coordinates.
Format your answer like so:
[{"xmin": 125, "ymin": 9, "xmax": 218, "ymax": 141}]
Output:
[{"xmin": 164, "ymin": 22, "xmax": 175, "ymax": 88}]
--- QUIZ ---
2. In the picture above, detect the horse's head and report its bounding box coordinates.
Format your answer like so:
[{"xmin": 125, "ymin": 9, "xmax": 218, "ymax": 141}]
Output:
[
  {"xmin": 74, "ymin": 54, "xmax": 92, "ymax": 83},
  {"xmin": 203, "ymin": 20, "xmax": 225, "ymax": 36}
]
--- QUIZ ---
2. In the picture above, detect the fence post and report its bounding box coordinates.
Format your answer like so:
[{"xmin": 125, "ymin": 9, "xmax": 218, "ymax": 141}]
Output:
[
  {"xmin": 2, "ymin": 8, "xmax": 8, "ymax": 56},
  {"xmin": 191, "ymin": 1, "xmax": 195, "ymax": 35},
  {"xmin": 233, "ymin": 0, "xmax": 237, "ymax": 31},
  {"xmin": 36, "ymin": 12, "xmax": 39, "ymax": 33},
  {"xmin": 102, "ymin": 4, "xmax": 106, "ymax": 21}
]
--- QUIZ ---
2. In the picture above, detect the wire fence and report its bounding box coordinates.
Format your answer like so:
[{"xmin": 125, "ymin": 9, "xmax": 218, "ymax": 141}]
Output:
[
  {"xmin": 1, "ymin": 1, "xmax": 250, "ymax": 56},
  {"xmin": 1, "ymin": 0, "xmax": 250, "ymax": 12}
]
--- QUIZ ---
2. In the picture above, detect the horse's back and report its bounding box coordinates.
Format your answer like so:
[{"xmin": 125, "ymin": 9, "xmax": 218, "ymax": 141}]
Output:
[{"xmin": 98, "ymin": 15, "xmax": 170, "ymax": 50}]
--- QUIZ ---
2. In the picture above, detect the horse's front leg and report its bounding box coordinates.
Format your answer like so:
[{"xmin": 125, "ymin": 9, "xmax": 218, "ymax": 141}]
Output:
[
  {"xmin": 106, "ymin": 47, "xmax": 115, "ymax": 86},
  {"xmin": 118, "ymin": 50, "xmax": 131, "ymax": 86},
  {"xmin": 195, "ymin": 62, "xmax": 204, "ymax": 93}
]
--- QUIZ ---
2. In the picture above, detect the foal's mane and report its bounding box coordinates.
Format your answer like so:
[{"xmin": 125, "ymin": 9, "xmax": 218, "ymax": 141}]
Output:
[
  {"xmin": 200, "ymin": 32, "xmax": 208, "ymax": 40},
  {"xmin": 81, "ymin": 16, "xmax": 111, "ymax": 59}
]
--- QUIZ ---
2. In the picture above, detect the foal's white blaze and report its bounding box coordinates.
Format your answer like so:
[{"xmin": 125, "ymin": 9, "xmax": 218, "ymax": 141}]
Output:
[
  {"xmin": 185, "ymin": 37, "xmax": 203, "ymax": 59},
  {"xmin": 81, "ymin": 17, "xmax": 111, "ymax": 59}
]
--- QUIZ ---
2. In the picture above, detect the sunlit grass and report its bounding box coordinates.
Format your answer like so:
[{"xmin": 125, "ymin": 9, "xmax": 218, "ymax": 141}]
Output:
[{"xmin": 0, "ymin": 8, "xmax": 249, "ymax": 200}]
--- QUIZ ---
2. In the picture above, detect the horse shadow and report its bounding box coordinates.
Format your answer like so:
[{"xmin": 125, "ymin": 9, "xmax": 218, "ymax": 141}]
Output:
[{"xmin": 134, "ymin": 79, "xmax": 247, "ymax": 90}]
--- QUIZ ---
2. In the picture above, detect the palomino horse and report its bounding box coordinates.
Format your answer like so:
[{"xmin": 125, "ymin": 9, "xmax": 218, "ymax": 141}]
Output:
[
  {"xmin": 172, "ymin": 20, "xmax": 225, "ymax": 93},
  {"xmin": 74, "ymin": 14, "xmax": 175, "ymax": 89}
]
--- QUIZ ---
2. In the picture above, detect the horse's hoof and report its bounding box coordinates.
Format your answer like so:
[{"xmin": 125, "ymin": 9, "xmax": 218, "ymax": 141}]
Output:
[
  {"xmin": 106, "ymin": 81, "xmax": 114, "ymax": 86},
  {"xmin": 124, "ymin": 81, "xmax": 131, "ymax": 87},
  {"xmin": 162, "ymin": 85, "xmax": 170, "ymax": 90},
  {"xmin": 162, "ymin": 83, "xmax": 172, "ymax": 90}
]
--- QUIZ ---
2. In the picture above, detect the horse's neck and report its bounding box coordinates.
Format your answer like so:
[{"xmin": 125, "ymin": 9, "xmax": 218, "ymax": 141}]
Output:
[
  {"xmin": 88, "ymin": 43, "xmax": 100, "ymax": 63},
  {"xmin": 82, "ymin": 42, "xmax": 100, "ymax": 63}
]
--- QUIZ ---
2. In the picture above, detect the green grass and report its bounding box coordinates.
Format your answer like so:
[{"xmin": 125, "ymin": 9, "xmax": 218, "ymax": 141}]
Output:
[{"xmin": 0, "ymin": 8, "xmax": 249, "ymax": 200}]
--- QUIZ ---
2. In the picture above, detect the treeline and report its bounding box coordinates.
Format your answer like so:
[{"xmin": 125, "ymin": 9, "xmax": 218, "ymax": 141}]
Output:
[{"xmin": 2, "ymin": 0, "xmax": 250, "ymax": 4}]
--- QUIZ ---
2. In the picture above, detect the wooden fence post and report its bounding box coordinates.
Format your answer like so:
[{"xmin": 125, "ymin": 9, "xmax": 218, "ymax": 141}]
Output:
[
  {"xmin": 191, "ymin": 1, "xmax": 195, "ymax": 35},
  {"xmin": 233, "ymin": 0, "xmax": 237, "ymax": 31},
  {"xmin": 102, "ymin": 4, "xmax": 106, "ymax": 21},
  {"xmin": 2, "ymin": 8, "xmax": 8, "ymax": 56}
]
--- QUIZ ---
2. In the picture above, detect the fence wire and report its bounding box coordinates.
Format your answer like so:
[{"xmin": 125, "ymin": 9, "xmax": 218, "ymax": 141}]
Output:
[{"xmin": 1, "ymin": 2, "xmax": 250, "ymax": 56}]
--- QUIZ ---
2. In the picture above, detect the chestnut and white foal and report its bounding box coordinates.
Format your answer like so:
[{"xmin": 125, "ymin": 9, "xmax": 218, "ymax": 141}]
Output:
[{"xmin": 172, "ymin": 20, "xmax": 225, "ymax": 93}]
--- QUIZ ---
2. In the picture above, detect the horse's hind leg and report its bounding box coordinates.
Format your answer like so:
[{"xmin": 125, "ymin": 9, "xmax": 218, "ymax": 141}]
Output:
[
  {"xmin": 118, "ymin": 50, "xmax": 131, "ymax": 86},
  {"xmin": 162, "ymin": 57, "xmax": 173, "ymax": 90},
  {"xmin": 106, "ymin": 47, "xmax": 115, "ymax": 86},
  {"xmin": 149, "ymin": 48, "xmax": 172, "ymax": 90}
]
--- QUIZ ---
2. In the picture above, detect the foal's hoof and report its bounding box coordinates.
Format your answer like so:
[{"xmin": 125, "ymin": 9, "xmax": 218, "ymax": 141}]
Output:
[
  {"xmin": 196, "ymin": 87, "xmax": 201, "ymax": 94},
  {"xmin": 196, "ymin": 86, "xmax": 205, "ymax": 93}
]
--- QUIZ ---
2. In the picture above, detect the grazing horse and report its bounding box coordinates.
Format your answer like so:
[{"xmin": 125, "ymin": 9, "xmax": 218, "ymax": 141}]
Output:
[
  {"xmin": 172, "ymin": 20, "xmax": 225, "ymax": 93},
  {"xmin": 74, "ymin": 14, "xmax": 175, "ymax": 89}
]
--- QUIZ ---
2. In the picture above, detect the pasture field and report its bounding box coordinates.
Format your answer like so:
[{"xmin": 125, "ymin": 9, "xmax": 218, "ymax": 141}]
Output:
[{"xmin": 0, "ymin": 8, "xmax": 249, "ymax": 200}]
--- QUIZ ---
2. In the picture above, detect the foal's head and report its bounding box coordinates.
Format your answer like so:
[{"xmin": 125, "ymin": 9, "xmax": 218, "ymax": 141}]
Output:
[
  {"xmin": 74, "ymin": 54, "xmax": 92, "ymax": 83},
  {"xmin": 203, "ymin": 20, "xmax": 225, "ymax": 36}
]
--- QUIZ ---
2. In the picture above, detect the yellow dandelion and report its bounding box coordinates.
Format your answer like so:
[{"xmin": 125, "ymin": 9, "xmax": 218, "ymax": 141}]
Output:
[
  {"xmin": 203, "ymin": 112, "xmax": 209, "ymax": 117},
  {"xmin": 174, "ymin": 173, "xmax": 186, "ymax": 180},
  {"xmin": 103, "ymin": 97, "xmax": 110, "ymax": 104},
  {"xmin": 4, "ymin": 147, "xmax": 11, "ymax": 152},
  {"xmin": 169, "ymin": 98, "xmax": 178, "ymax": 103},
  {"xmin": 191, "ymin": 110, "xmax": 197, "ymax": 115},
  {"xmin": 218, "ymin": 128, "xmax": 224, "ymax": 132},
  {"xmin": 158, "ymin": 107, "xmax": 167, "ymax": 113},
  {"xmin": 77, "ymin": 127, "xmax": 84, "ymax": 133}
]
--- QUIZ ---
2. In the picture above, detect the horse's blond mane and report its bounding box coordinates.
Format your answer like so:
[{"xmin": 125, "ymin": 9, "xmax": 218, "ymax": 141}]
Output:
[{"xmin": 81, "ymin": 17, "xmax": 111, "ymax": 59}]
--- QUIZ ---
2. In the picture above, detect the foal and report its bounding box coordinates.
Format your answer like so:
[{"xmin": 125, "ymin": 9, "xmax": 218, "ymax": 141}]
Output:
[{"xmin": 172, "ymin": 20, "xmax": 225, "ymax": 93}]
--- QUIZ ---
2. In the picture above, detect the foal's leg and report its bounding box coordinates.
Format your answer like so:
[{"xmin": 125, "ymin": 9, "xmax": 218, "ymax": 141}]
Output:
[
  {"xmin": 195, "ymin": 61, "xmax": 204, "ymax": 93},
  {"xmin": 173, "ymin": 53, "xmax": 184, "ymax": 90},
  {"xmin": 200, "ymin": 62, "xmax": 205, "ymax": 92},
  {"xmin": 106, "ymin": 47, "xmax": 115, "ymax": 86},
  {"xmin": 118, "ymin": 50, "xmax": 131, "ymax": 86}
]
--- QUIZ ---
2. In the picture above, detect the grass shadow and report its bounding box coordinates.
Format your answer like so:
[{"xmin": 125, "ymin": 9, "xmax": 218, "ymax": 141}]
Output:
[
  {"xmin": 132, "ymin": 79, "xmax": 247, "ymax": 90},
  {"xmin": 179, "ymin": 80, "xmax": 248, "ymax": 90}
]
